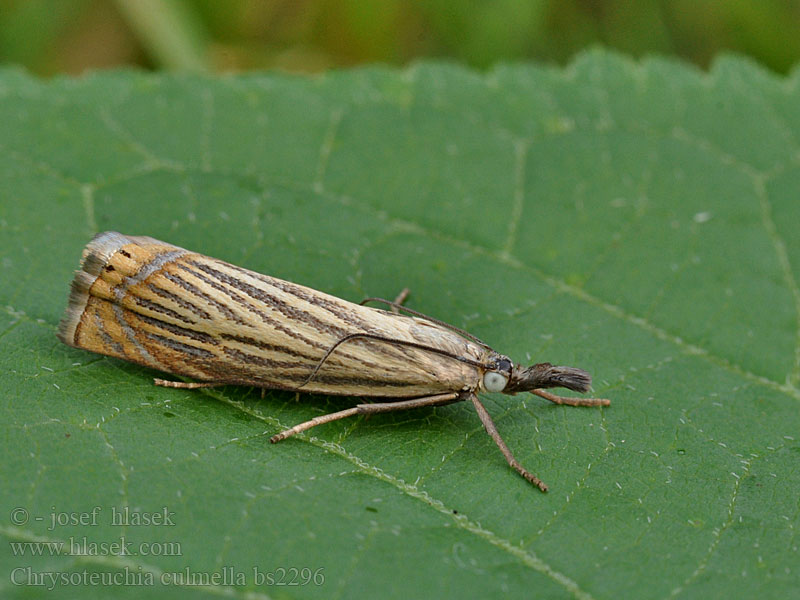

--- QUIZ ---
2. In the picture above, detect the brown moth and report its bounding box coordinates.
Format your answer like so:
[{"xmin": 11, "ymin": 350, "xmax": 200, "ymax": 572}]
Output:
[{"xmin": 58, "ymin": 232, "xmax": 609, "ymax": 491}]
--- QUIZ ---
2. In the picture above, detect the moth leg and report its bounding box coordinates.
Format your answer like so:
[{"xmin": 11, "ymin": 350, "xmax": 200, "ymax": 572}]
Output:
[
  {"xmin": 355, "ymin": 392, "xmax": 461, "ymax": 413},
  {"xmin": 358, "ymin": 288, "xmax": 410, "ymax": 314},
  {"xmin": 357, "ymin": 298, "xmax": 487, "ymax": 347},
  {"xmin": 270, "ymin": 392, "xmax": 461, "ymax": 443},
  {"xmin": 532, "ymin": 389, "xmax": 610, "ymax": 407},
  {"xmin": 391, "ymin": 287, "xmax": 410, "ymax": 313},
  {"xmin": 154, "ymin": 378, "xmax": 225, "ymax": 389},
  {"xmin": 469, "ymin": 393, "xmax": 549, "ymax": 492}
]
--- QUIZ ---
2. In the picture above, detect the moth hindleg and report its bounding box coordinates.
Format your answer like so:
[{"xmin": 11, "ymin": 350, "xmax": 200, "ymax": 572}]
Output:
[
  {"xmin": 154, "ymin": 378, "xmax": 225, "ymax": 389},
  {"xmin": 270, "ymin": 392, "xmax": 462, "ymax": 443}
]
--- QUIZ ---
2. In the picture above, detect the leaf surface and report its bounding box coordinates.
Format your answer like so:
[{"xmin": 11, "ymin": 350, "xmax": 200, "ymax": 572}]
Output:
[{"xmin": 1, "ymin": 52, "xmax": 799, "ymax": 599}]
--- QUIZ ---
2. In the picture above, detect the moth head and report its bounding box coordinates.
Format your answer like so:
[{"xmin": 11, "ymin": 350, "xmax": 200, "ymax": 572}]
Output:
[
  {"xmin": 480, "ymin": 355, "xmax": 513, "ymax": 393},
  {"xmin": 502, "ymin": 362, "xmax": 592, "ymax": 395}
]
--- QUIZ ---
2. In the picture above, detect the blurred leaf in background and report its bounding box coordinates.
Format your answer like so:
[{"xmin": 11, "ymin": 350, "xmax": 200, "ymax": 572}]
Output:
[{"xmin": 1, "ymin": 0, "xmax": 799, "ymax": 75}]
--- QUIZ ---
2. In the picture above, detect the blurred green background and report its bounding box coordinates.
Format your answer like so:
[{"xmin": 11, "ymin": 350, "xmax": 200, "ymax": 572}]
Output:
[{"xmin": 1, "ymin": 0, "xmax": 799, "ymax": 75}]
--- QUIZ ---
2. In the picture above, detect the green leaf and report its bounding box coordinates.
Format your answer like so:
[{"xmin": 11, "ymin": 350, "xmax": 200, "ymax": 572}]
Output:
[{"xmin": 2, "ymin": 51, "xmax": 799, "ymax": 598}]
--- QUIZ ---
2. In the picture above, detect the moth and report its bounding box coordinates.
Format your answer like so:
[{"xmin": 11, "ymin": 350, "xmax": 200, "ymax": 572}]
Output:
[{"xmin": 58, "ymin": 232, "xmax": 609, "ymax": 491}]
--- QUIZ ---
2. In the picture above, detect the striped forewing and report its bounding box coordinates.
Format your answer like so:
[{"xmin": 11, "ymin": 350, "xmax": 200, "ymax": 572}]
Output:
[{"xmin": 59, "ymin": 233, "xmax": 486, "ymax": 398}]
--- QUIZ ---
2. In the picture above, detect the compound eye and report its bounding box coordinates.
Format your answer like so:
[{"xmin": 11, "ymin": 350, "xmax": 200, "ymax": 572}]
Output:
[{"xmin": 483, "ymin": 371, "xmax": 509, "ymax": 393}]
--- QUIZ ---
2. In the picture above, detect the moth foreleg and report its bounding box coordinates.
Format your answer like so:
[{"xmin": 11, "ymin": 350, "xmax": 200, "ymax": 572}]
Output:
[
  {"xmin": 469, "ymin": 393, "xmax": 549, "ymax": 492},
  {"xmin": 270, "ymin": 392, "xmax": 461, "ymax": 443},
  {"xmin": 532, "ymin": 389, "xmax": 610, "ymax": 407}
]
